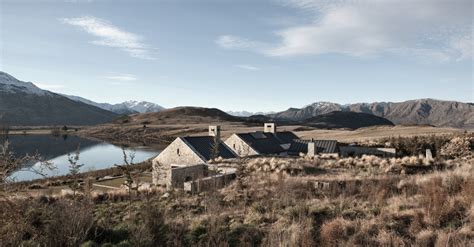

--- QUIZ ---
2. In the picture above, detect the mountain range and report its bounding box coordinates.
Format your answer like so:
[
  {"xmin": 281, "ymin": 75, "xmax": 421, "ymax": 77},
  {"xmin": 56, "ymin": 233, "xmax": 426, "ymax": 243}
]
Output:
[
  {"xmin": 0, "ymin": 72, "xmax": 117, "ymax": 126},
  {"xmin": 63, "ymin": 95, "xmax": 165, "ymax": 115},
  {"xmin": 1, "ymin": 71, "xmax": 472, "ymax": 129},
  {"xmin": 227, "ymin": 110, "xmax": 276, "ymax": 117},
  {"xmin": 270, "ymin": 99, "xmax": 474, "ymax": 128}
]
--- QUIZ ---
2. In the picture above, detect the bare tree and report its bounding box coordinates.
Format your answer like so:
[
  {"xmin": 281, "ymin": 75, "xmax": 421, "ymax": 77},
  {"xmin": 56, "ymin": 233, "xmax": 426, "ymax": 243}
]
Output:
[
  {"xmin": 0, "ymin": 139, "xmax": 54, "ymax": 192},
  {"xmin": 115, "ymin": 147, "xmax": 138, "ymax": 202},
  {"xmin": 67, "ymin": 145, "xmax": 84, "ymax": 201}
]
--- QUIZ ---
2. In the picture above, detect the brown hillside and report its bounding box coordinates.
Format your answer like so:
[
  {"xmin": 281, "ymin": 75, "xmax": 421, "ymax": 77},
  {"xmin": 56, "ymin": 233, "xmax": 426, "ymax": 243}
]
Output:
[{"xmin": 114, "ymin": 107, "xmax": 243, "ymax": 125}]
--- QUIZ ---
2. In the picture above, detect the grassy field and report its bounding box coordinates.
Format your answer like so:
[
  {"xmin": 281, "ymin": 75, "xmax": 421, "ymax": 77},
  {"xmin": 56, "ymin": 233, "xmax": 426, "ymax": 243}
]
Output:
[
  {"xmin": 81, "ymin": 121, "xmax": 470, "ymax": 146},
  {"xmin": 3, "ymin": 149, "xmax": 472, "ymax": 246},
  {"xmin": 296, "ymin": 125, "xmax": 469, "ymax": 143},
  {"xmin": 1, "ymin": 133, "xmax": 472, "ymax": 246},
  {"xmin": 2, "ymin": 121, "xmax": 472, "ymax": 246}
]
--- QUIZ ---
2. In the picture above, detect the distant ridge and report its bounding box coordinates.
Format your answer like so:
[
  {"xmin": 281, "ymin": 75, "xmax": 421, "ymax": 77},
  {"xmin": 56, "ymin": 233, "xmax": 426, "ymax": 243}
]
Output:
[
  {"xmin": 270, "ymin": 99, "xmax": 474, "ymax": 128},
  {"xmin": 63, "ymin": 94, "xmax": 165, "ymax": 115},
  {"xmin": 304, "ymin": 111, "xmax": 394, "ymax": 130},
  {"xmin": 115, "ymin": 106, "xmax": 243, "ymax": 125},
  {"xmin": 0, "ymin": 71, "xmax": 117, "ymax": 126},
  {"xmin": 227, "ymin": 110, "xmax": 276, "ymax": 117}
]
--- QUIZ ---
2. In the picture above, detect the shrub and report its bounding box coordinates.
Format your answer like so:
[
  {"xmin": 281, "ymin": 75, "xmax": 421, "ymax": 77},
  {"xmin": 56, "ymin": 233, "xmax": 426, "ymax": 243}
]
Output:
[
  {"xmin": 320, "ymin": 217, "xmax": 353, "ymax": 246},
  {"xmin": 227, "ymin": 224, "xmax": 262, "ymax": 247},
  {"xmin": 415, "ymin": 230, "xmax": 436, "ymax": 246}
]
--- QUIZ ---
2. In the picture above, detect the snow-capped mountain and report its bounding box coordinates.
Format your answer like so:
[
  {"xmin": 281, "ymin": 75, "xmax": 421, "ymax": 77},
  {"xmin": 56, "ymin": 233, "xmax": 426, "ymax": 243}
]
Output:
[
  {"xmin": 0, "ymin": 71, "xmax": 117, "ymax": 126},
  {"xmin": 63, "ymin": 95, "xmax": 165, "ymax": 115},
  {"xmin": 113, "ymin": 101, "xmax": 165, "ymax": 114},
  {"xmin": 227, "ymin": 110, "xmax": 276, "ymax": 117},
  {"xmin": 0, "ymin": 71, "xmax": 49, "ymax": 96}
]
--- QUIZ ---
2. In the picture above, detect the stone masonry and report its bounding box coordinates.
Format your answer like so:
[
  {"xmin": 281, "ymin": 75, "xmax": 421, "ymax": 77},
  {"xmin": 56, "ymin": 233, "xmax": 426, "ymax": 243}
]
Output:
[{"xmin": 152, "ymin": 137, "xmax": 206, "ymax": 185}]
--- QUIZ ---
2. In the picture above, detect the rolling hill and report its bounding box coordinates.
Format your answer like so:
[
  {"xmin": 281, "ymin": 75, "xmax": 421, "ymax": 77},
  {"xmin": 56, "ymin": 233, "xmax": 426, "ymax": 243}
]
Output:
[
  {"xmin": 0, "ymin": 72, "xmax": 117, "ymax": 126},
  {"xmin": 303, "ymin": 111, "xmax": 394, "ymax": 130},
  {"xmin": 115, "ymin": 106, "xmax": 243, "ymax": 125}
]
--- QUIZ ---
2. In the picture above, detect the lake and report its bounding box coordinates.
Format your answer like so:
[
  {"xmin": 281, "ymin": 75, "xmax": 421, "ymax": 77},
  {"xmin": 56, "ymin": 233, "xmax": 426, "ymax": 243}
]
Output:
[{"xmin": 4, "ymin": 135, "xmax": 161, "ymax": 181}]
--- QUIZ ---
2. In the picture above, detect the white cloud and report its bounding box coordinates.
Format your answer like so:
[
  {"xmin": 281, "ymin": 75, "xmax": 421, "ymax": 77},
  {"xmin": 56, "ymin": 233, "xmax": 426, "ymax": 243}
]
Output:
[
  {"xmin": 104, "ymin": 74, "xmax": 137, "ymax": 81},
  {"xmin": 450, "ymin": 34, "xmax": 474, "ymax": 61},
  {"xmin": 219, "ymin": 0, "xmax": 473, "ymax": 62},
  {"xmin": 60, "ymin": 16, "xmax": 155, "ymax": 60},
  {"xmin": 34, "ymin": 83, "xmax": 65, "ymax": 90},
  {"xmin": 236, "ymin": 64, "xmax": 261, "ymax": 71},
  {"xmin": 216, "ymin": 35, "xmax": 267, "ymax": 52}
]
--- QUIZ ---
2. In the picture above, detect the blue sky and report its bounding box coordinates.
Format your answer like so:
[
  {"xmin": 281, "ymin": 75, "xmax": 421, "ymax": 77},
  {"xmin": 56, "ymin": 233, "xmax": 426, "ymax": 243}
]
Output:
[{"xmin": 1, "ymin": 0, "xmax": 473, "ymax": 112}]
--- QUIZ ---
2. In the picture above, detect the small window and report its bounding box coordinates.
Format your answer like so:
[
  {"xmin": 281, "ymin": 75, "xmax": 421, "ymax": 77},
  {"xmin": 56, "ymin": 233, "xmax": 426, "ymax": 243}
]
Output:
[
  {"xmin": 233, "ymin": 144, "xmax": 236, "ymax": 149},
  {"xmin": 177, "ymin": 148, "xmax": 180, "ymax": 155}
]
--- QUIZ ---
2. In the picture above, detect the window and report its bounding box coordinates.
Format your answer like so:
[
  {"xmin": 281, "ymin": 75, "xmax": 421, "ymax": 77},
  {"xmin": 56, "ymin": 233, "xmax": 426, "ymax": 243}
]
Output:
[
  {"xmin": 233, "ymin": 144, "xmax": 236, "ymax": 149},
  {"xmin": 177, "ymin": 148, "xmax": 180, "ymax": 155}
]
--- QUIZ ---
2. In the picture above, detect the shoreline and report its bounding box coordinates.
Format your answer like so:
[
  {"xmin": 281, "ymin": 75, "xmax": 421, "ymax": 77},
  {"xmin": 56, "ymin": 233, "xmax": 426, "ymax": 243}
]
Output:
[{"xmin": 9, "ymin": 159, "xmax": 153, "ymax": 191}]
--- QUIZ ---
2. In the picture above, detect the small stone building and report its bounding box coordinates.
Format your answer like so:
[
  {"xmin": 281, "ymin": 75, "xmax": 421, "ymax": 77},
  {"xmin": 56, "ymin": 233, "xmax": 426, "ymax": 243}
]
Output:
[
  {"xmin": 168, "ymin": 164, "xmax": 208, "ymax": 189},
  {"xmin": 225, "ymin": 123, "xmax": 299, "ymax": 157},
  {"xmin": 184, "ymin": 171, "xmax": 236, "ymax": 194},
  {"xmin": 152, "ymin": 126, "xmax": 236, "ymax": 186}
]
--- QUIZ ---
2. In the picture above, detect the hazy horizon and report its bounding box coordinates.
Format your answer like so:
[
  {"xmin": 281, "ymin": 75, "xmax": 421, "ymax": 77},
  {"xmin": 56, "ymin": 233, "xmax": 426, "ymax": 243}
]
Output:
[{"xmin": 1, "ymin": 0, "xmax": 472, "ymax": 112}]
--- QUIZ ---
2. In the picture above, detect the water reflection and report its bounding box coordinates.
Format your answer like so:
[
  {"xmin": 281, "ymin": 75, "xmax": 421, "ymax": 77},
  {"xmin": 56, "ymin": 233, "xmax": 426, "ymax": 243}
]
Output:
[{"xmin": 4, "ymin": 135, "xmax": 161, "ymax": 181}]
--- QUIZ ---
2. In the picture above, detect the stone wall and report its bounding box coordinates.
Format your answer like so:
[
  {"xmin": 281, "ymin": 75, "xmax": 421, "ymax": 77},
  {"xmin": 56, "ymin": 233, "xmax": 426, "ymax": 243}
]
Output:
[
  {"xmin": 339, "ymin": 146, "xmax": 396, "ymax": 158},
  {"xmin": 225, "ymin": 134, "xmax": 259, "ymax": 157},
  {"xmin": 152, "ymin": 138, "xmax": 206, "ymax": 185},
  {"xmin": 184, "ymin": 172, "xmax": 236, "ymax": 194},
  {"xmin": 169, "ymin": 164, "xmax": 208, "ymax": 189}
]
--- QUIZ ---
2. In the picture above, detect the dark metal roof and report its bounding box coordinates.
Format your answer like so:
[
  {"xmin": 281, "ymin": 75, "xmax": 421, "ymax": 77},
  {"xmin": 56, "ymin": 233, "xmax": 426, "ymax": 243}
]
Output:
[
  {"xmin": 288, "ymin": 139, "xmax": 339, "ymax": 155},
  {"xmin": 182, "ymin": 136, "xmax": 236, "ymax": 161},
  {"xmin": 235, "ymin": 131, "xmax": 299, "ymax": 155},
  {"xmin": 274, "ymin": 131, "xmax": 300, "ymax": 144}
]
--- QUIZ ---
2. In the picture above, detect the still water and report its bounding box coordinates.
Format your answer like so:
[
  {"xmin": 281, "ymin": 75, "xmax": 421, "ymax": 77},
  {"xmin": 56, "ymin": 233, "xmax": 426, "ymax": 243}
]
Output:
[{"xmin": 5, "ymin": 135, "xmax": 161, "ymax": 181}]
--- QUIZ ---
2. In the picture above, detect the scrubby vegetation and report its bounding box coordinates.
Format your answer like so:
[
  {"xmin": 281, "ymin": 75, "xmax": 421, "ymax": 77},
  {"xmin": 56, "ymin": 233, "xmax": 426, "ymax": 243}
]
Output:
[{"xmin": 0, "ymin": 134, "xmax": 472, "ymax": 246}]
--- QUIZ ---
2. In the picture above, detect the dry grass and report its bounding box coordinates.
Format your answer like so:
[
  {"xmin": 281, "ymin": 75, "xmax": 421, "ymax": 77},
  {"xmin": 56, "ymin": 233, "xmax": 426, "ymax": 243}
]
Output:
[
  {"xmin": 298, "ymin": 125, "xmax": 469, "ymax": 143},
  {"xmin": 2, "ymin": 134, "xmax": 473, "ymax": 246}
]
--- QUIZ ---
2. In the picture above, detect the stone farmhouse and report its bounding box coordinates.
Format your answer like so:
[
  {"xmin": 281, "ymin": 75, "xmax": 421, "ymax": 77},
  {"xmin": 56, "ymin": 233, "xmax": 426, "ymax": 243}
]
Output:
[
  {"xmin": 152, "ymin": 123, "xmax": 398, "ymax": 190},
  {"xmin": 152, "ymin": 125, "xmax": 236, "ymax": 187},
  {"xmin": 225, "ymin": 123, "xmax": 300, "ymax": 157}
]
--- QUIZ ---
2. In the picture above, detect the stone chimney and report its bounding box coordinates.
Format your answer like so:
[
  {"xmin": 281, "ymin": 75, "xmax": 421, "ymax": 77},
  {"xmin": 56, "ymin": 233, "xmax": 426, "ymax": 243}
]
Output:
[
  {"xmin": 263, "ymin": 123, "xmax": 277, "ymax": 134},
  {"xmin": 209, "ymin": 125, "xmax": 221, "ymax": 141},
  {"xmin": 308, "ymin": 139, "xmax": 317, "ymax": 157}
]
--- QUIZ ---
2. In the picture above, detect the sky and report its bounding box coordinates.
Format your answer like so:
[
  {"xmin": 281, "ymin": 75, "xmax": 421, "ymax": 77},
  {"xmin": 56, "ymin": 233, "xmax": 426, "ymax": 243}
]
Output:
[{"xmin": 0, "ymin": 0, "xmax": 473, "ymax": 112}]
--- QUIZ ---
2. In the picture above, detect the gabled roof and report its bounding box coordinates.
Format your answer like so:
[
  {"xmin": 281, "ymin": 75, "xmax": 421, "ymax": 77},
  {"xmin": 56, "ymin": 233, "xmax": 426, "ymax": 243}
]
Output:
[
  {"xmin": 274, "ymin": 131, "xmax": 300, "ymax": 144},
  {"xmin": 235, "ymin": 131, "xmax": 299, "ymax": 155},
  {"xmin": 182, "ymin": 136, "xmax": 236, "ymax": 161},
  {"xmin": 288, "ymin": 139, "xmax": 339, "ymax": 155}
]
